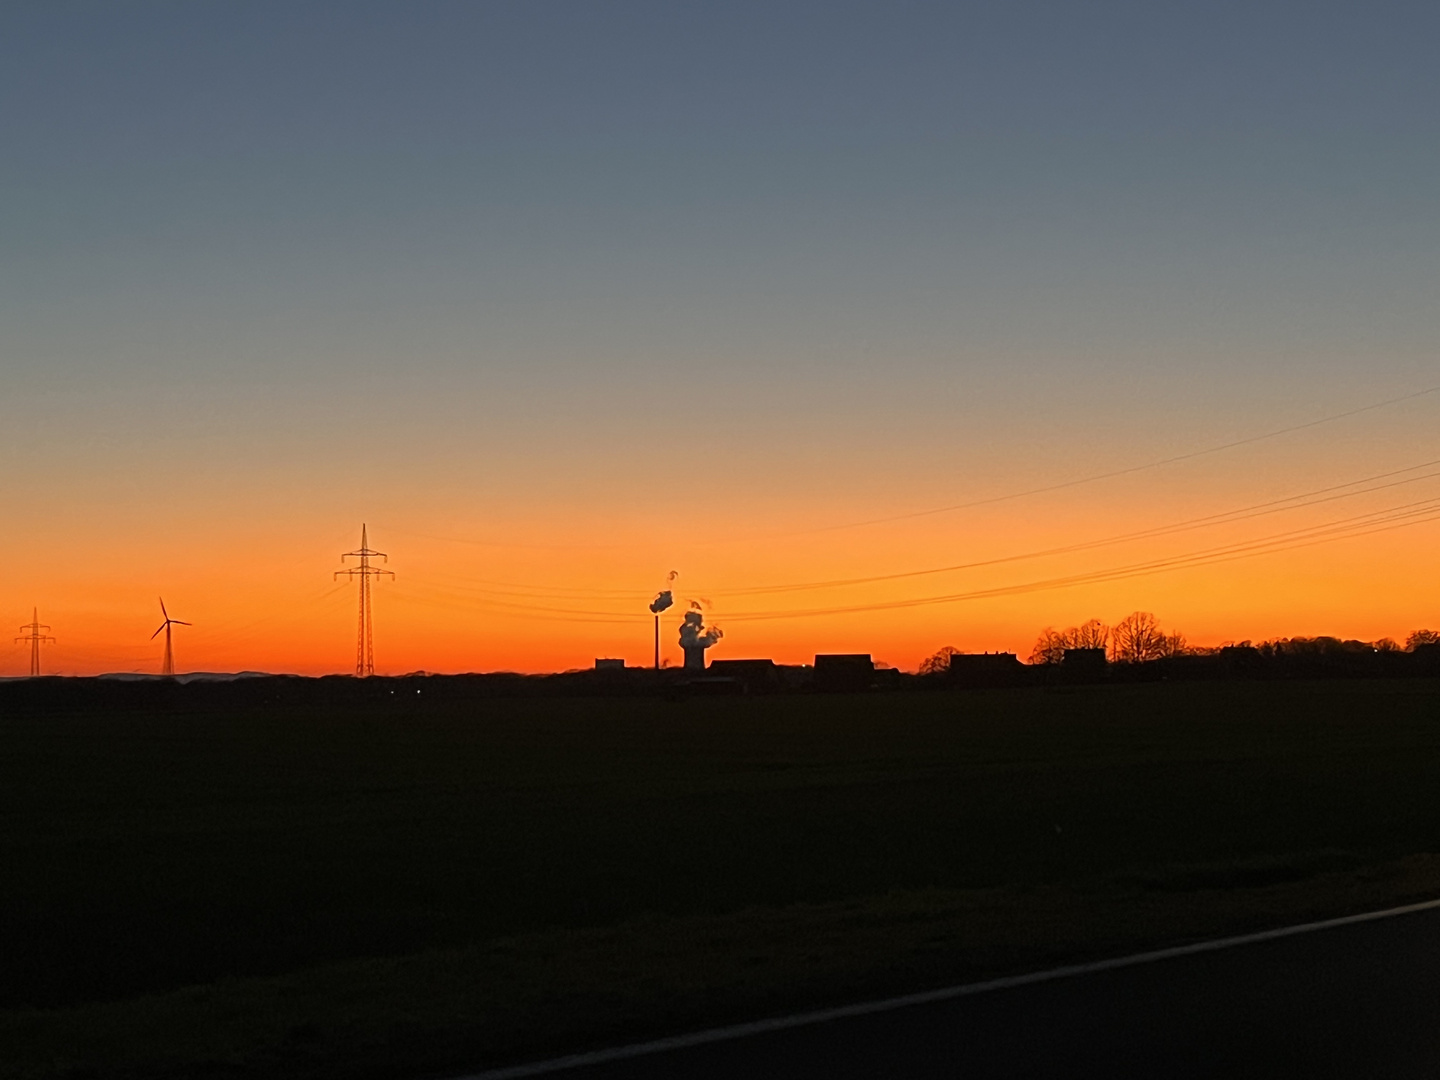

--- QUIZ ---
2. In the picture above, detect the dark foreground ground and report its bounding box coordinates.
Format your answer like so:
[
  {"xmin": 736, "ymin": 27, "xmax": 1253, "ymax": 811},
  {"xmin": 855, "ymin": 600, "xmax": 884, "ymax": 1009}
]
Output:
[
  {"xmin": 3, "ymin": 680, "xmax": 1440, "ymax": 1079},
  {"xmin": 546, "ymin": 903, "xmax": 1440, "ymax": 1080}
]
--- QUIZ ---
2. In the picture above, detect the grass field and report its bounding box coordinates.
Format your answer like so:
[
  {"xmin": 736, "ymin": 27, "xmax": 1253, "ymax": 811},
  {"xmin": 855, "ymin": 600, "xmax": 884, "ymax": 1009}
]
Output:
[{"xmin": 4, "ymin": 679, "xmax": 1440, "ymax": 1079}]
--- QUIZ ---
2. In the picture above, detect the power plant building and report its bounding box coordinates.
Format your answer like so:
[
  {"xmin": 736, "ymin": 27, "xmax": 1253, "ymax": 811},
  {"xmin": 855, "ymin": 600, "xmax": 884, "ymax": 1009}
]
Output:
[{"xmin": 812, "ymin": 653, "xmax": 875, "ymax": 692}]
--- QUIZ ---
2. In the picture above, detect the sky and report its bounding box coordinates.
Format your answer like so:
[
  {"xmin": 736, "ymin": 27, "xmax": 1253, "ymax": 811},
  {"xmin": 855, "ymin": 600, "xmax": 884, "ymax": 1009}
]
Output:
[{"xmin": 3, "ymin": 0, "xmax": 1439, "ymax": 675}]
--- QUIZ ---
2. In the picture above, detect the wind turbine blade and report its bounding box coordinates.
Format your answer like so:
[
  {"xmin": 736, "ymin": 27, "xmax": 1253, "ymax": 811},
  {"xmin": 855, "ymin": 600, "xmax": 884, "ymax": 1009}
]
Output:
[
  {"xmin": 151, "ymin": 624, "xmax": 166, "ymax": 639},
  {"xmin": 160, "ymin": 597, "xmax": 169, "ymax": 619},
  {"xmin": 174, "ymin": 620, "xmax": 191, "ymax": 626}
]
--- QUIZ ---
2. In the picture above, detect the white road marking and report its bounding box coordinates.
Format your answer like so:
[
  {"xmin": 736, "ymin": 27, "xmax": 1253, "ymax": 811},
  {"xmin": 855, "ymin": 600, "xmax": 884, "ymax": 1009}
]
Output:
[{"xmin": 454, "ymin": 896, "xmax": 1440, "ymax": 1079}]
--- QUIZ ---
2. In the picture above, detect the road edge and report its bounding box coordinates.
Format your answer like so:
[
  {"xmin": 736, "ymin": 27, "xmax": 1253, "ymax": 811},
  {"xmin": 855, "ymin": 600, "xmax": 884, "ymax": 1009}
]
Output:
[{"xmin": 453, "ymin": 895, "xmax": 1440, "ymax": 1079}]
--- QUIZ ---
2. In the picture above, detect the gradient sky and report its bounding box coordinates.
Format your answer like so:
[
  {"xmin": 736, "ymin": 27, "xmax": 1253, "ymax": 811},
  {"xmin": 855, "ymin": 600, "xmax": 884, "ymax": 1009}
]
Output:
[{"xmin": 3, "ymin": 1, "xmax": 1439, "ymax": 675}]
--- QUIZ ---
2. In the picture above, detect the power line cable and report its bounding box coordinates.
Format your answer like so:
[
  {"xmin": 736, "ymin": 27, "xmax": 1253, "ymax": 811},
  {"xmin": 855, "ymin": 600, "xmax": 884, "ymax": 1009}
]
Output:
[
  {"xmin": 718, "ymin": 458, "xmax": 1440, "ymax": 596},
  {"xmin": 392, "ymin": 383, "xmax": 1440, "ymax": 554},
  {"xmin": 776, "ymin": 382, "xmax": 1440, "ymax": 536},
  {"xmin": 398, "ymin": 495, "xmax": 1440, "ymax": 626},
  {"xmin": 716, "ymin": 498, "xmax": 1440, "ymax": 622},
  {"xmin": 405, "ymin": 456, "xmax": 1440, "ymax": 604},
  {"xmin": 391, "ymin": 581, "xmax": 647, "ymax": 624}
]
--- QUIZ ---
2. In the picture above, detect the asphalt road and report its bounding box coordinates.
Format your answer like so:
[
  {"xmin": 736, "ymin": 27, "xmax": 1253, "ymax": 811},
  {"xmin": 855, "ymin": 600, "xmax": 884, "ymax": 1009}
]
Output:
[{"xmin": 508, "ymin": 905, "xmax": 1440, "ymax": 1079}]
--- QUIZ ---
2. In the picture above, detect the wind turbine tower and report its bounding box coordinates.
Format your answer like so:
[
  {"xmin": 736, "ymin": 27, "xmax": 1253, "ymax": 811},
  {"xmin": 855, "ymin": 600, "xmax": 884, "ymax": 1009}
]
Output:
[
  {"xmin": 15, "ymin": 608, "xmax": 55, "ymax": 677},
  {"xmin": 336, "ymin": 524, "xmax": 393, "ymax": 677},
  {"xmin": 152, "ymin": 598, "xmax": 190, "ymax": 677}
]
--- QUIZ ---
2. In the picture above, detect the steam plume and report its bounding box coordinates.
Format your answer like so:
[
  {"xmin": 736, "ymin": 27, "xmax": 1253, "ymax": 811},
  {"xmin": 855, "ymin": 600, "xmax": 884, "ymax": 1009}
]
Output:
[
  {"xmin": 649, "ymin": 570, "xmax": 679, "ymax": 614},
  {"xmin": 679, "ymin": 608, "xmax": 722, "ymax": 650}
]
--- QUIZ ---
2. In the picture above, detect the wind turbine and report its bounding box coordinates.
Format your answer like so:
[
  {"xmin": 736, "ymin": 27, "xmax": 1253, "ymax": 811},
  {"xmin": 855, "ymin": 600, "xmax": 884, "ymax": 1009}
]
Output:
[{"xmin": 151, "ymin": 598, "xmax": 190, "ymax": 677}]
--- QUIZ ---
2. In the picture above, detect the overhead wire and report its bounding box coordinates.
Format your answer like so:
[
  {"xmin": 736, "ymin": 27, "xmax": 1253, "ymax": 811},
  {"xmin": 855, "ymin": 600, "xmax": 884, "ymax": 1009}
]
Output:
[
  {"xmin": 387, "ymin": 382, "xmax": 1440, "ymax": 554},
  {"xmin": 393, "ymin": 493, "xmax": 1440, "ymax": 626},
  {"xmin": 715, "ymin": 457, "xmax": 1440, "ymax": 596},
  {"xmin": 372, "ymin": 382, "xmax": 1440, "ymax": 628},
  {"xmin": 714, "ymin": 497, "xmax": 1440, "ymax": 621},
  {"xmin": 177, "ymin": 583, "xmax": 355, "ymax": 659},
  {"xmin": 392, "ymin": 456, "xmax": 1440, "ymax": 606},
  {"xmin": 778, "ymin": 382, "xmax": 1440, "ymax": 536},
  {"xmin": 399, "ymin": 576, "xmax": 660, "ymax": 601},
  {"xmin": 391, "ymin": 579, "xmax": 648, "ymax": 624}
]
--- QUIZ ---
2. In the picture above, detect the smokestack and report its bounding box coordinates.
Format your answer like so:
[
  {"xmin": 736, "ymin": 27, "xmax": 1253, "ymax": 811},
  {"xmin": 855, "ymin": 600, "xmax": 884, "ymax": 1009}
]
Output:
[
  {"xmin": 678, "ymin": 606, "xmax": 722, "ymax": 671},
  {"xmin": 649, "ymin": 585, "xmax": 675, "ymax": 670},
  {"xmin": 648, "ymin": 572, "xmax": 678, "ymax": 670}
]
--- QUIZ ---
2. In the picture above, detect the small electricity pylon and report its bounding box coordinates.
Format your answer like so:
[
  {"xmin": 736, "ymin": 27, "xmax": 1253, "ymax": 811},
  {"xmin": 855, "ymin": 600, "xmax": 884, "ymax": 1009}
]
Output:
[
  {"xmin": 336, "ymin": 524, "xmax": 393, "ymax": 677},
  {"xmin": 151, "ymin": 598, "xmax": 190, "ymax": 677},
  {"xmin": 15, "ymin": 608, "xmax": 55, "ymax": 677}
]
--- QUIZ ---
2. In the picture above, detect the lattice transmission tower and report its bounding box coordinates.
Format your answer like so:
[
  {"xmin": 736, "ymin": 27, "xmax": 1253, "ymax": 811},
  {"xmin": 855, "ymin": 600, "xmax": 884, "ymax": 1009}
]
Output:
[
  {"xmin": 336, "ymin": 524, "xmax": 393, "ymax": 677},
  {"xmin": 15, "ymin": 608, "xmax": 55, "ymax": 677}
]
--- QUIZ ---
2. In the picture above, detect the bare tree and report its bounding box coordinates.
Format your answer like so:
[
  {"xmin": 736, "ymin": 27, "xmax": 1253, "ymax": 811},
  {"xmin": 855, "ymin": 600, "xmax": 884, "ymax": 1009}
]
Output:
[
  {"xmin": 1111, "ymin": 611, "xmax": 1169, "ymax": 663},
  {"xmin": 1161, "ymin": 632, "xmax": 1188, "ymax": 657},
  {"xmin": 918, "ymin": 645, "xmax": 961, "ymax": 675},
  {"xmin": 1406, "ymin": 629, "xmax": 1440, "ymax": 650},
  {"xmin": 1028, "ymin": 628, "xmax": 1067, "ymax": 665},
  {"xmin": 1030, "ymin": 619, "xmax": 1110, "ymax": 664},
  {"xmin": 1068, "ymin": 618, "xmax": 1110, "ymax": 651}
]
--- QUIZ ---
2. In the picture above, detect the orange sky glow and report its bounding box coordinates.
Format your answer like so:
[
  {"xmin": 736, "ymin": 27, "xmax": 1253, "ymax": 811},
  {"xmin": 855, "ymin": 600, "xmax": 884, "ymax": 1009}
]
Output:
[{"xmin": 7, "ymin": 401, "xmax": 1438, "ymax": 677}]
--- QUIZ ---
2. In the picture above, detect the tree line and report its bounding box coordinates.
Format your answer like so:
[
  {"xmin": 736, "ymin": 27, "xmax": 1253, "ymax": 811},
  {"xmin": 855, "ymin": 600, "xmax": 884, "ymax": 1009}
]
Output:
[
  {"xmin": 919, "ymin": 618, "xmax": 1440, "ymax": 673},
  {"xmin": 1028, "ymin": 612, "xmax": 1186, "ymax": 665}
]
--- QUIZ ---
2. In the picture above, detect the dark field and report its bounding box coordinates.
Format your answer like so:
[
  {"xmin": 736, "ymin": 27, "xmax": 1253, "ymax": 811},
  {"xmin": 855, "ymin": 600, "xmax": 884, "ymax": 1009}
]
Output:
[{"xmin": 4, "ymin": 680, "xmax": 1440, "ymax": 1079}]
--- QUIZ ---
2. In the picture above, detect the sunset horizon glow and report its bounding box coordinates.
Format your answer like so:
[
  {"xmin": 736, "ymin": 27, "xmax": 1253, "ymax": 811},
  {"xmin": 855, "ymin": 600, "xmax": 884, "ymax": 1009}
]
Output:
[{"xmin": 8, "ymin": 395, "xmax": 1439, "ymax": 677}]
